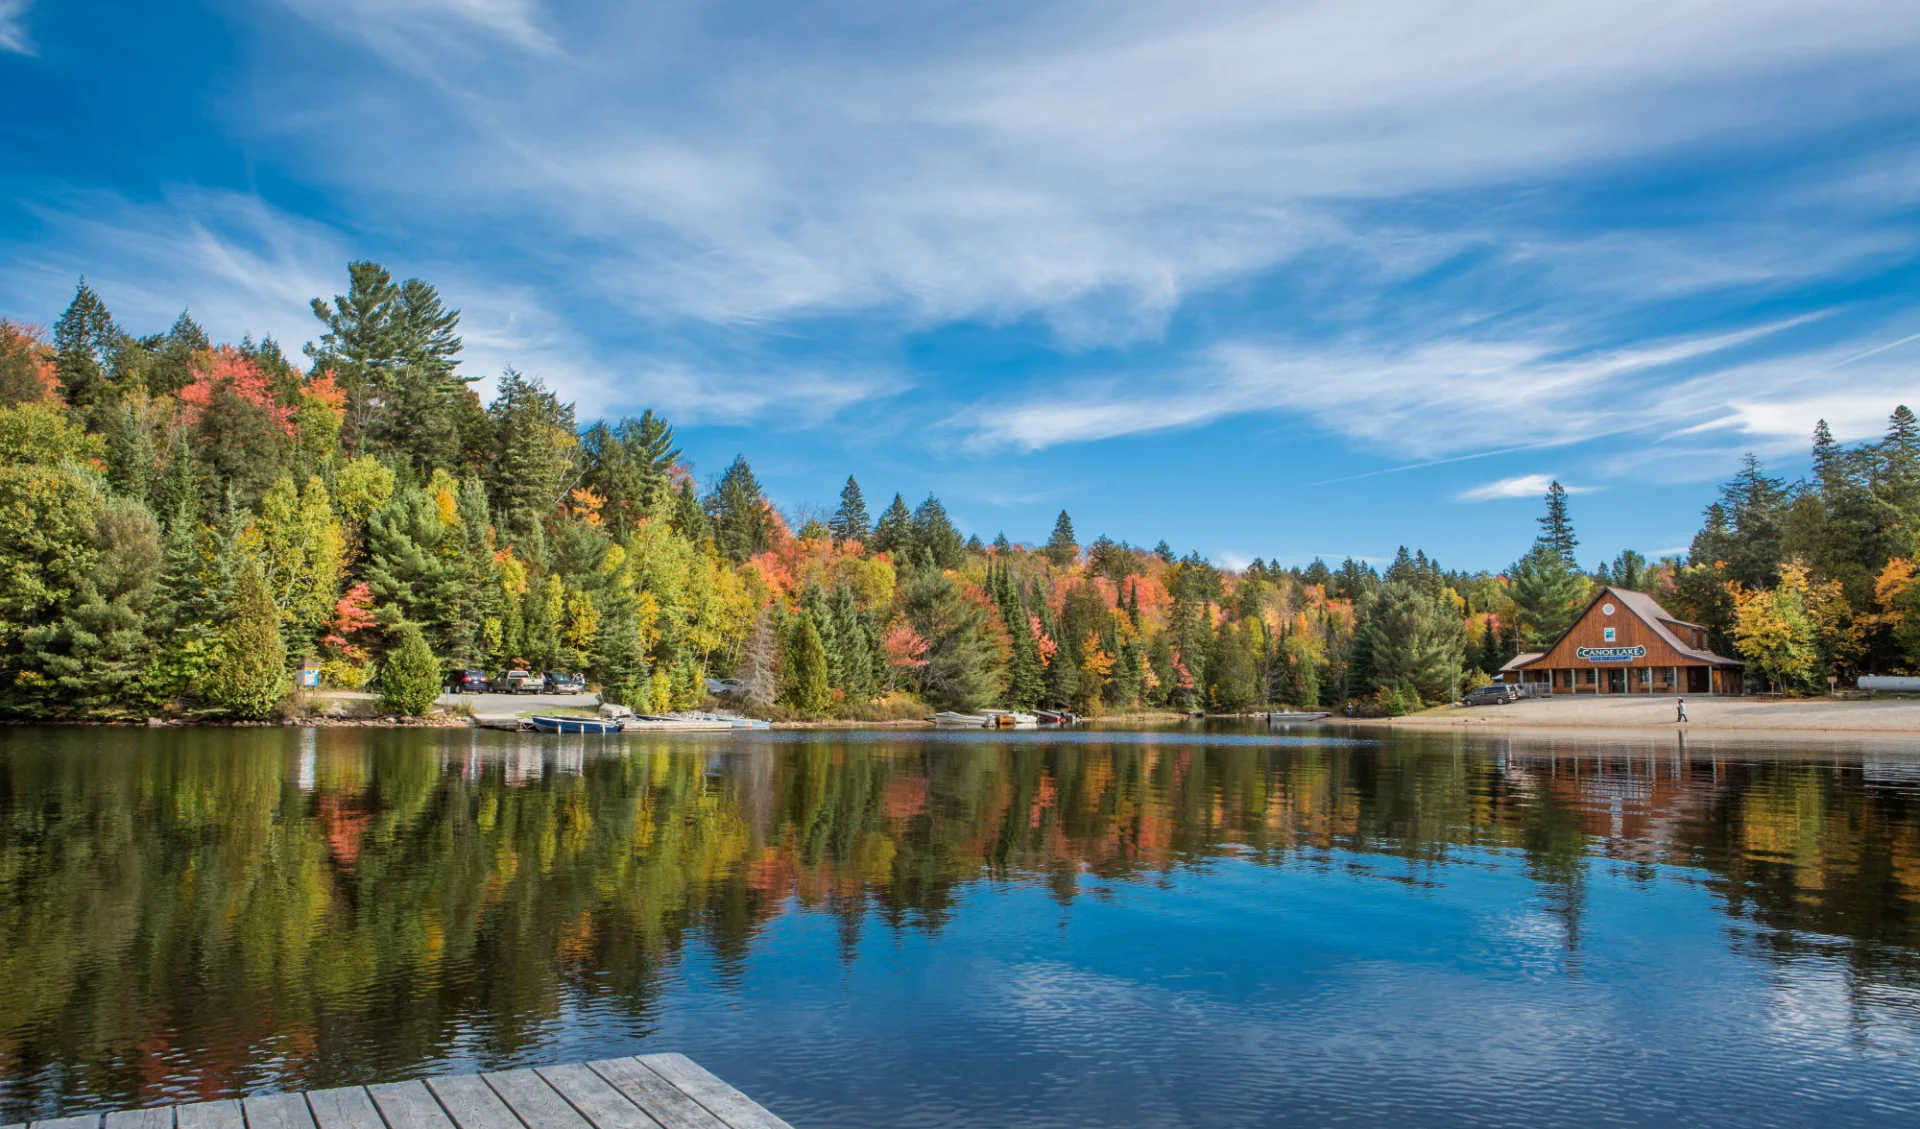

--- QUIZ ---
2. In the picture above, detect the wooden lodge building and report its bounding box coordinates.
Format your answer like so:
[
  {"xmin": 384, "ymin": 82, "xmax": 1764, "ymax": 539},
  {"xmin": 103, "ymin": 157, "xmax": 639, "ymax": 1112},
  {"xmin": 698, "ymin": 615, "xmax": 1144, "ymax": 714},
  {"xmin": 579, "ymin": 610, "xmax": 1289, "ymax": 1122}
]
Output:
[{"xmin": 1499, "ymin": 586, "xmax": 1745, "ymax": 696}]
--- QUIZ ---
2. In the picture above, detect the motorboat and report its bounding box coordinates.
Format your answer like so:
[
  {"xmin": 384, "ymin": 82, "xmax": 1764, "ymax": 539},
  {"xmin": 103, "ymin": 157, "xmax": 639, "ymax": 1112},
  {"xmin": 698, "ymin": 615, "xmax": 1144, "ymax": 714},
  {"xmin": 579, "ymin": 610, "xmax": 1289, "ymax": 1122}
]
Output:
[{"xmin": 526, "ymin": 714, "xmax": 625, "ymax": 735}]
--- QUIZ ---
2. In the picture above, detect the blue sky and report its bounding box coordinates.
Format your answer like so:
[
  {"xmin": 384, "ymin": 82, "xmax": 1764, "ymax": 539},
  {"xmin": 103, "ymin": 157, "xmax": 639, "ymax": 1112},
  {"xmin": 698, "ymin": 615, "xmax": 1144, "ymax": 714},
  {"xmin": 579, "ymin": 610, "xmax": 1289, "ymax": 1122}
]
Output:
[{"xmin": 3, "ymin": 1, "xmax": 1918, "ymax": 572}]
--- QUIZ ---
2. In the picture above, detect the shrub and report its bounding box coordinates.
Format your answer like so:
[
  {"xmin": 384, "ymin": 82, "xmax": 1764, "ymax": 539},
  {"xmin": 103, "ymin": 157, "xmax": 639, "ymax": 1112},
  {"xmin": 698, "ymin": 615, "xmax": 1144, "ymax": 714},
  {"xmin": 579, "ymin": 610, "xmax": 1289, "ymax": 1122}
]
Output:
[
  {"xmin": 378, "ymin": 624, "xmax": 441, "ymax": 716},
  {"xmin": 206, "ymin": 564, "xmax": 288, "ymax": 719}
]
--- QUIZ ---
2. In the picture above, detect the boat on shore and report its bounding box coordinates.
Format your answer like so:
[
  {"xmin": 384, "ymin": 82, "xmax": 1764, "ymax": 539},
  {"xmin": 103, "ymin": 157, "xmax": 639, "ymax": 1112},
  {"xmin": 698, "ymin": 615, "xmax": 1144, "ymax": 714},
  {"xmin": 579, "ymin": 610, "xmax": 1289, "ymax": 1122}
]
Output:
[
  {"xmin": 526, "ymin": 714, "xmax": 626, "ymax": 735},
  {"xmin": 627, "ymin": 715, "xmax": 735, "ymax": 731},
  {"xmin": 932, "ymin": 711, "xmax": 992, "ymax": 728},
  {"xmin": 1266, "ymin": 711, "xmax": 1331, "ymax": 723},
  {"xmin": 1032, "ymin": 709, "xmax": 1079, "ymax": 725},
  {"xmin": 982, "ymin": 709, "xmax": 1039, "ymax": 729}
]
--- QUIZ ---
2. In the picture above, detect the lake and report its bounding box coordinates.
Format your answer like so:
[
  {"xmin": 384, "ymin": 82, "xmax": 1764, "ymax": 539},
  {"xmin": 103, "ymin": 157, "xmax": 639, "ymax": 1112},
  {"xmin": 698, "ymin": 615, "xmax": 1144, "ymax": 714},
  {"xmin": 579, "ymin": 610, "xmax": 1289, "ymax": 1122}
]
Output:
[{"xmin": 3, "ymin": 723, "xmax": 1919, "ymax": 1128}]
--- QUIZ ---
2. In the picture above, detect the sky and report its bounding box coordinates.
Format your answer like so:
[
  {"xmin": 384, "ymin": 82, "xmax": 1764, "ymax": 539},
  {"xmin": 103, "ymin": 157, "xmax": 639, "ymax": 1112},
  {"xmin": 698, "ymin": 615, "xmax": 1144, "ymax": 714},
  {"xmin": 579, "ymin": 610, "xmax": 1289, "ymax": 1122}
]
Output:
[{"xmin": 2, "ymin": 1, "xmax": 1918, "ymax": 573}]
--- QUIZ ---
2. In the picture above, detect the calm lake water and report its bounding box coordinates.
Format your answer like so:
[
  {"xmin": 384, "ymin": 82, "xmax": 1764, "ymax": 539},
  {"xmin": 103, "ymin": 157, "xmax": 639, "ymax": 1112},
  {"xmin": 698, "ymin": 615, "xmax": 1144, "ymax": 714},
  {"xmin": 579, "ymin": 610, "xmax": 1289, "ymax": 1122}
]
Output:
[{"xmin": 3, "ymin": 724, "xmax": 1920, "ymax": 1128}]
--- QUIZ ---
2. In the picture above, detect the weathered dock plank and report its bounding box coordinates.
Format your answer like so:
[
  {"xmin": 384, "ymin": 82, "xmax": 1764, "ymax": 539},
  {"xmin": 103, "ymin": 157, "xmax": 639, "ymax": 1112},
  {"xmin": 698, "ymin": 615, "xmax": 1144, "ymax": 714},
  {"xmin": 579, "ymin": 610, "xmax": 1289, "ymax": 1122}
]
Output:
[
  {"xmin": 30, "ymin": 1117, "xmax": 102, "ymax": 1129},
  {"xmin": 104, "ymin": 1108, "xmax": 174, "ymax": 1129},
  {"xmin": 534, "ymin": 1065, "xmax": 661, "ymax": 1129},
  {"xmin": 423, "ymin": 1076, "xmax": 519, "ymax": 1129},
  {"xmin": 587, "ymin": 1059, "xmax": 729, "ymax": 1129},
  {"xmin": 303, "ymin": 1089, "xmax": 380, "ymax": 1129},
  {"xmin": 365, "ymin": 1082, "xmax": 453, "ymax": 1129},
  {"xmin": 175, "ymin": 1101, "xmax": 243, "ymax": 1129},
  {"xmin": 481, "ymin": 1070, "xmax": 592, "ymax": 1129},
  {"xmin": 637, "ymin": 1056, "xmax": 792, "ymax": 1129},
  {"xmin": 23, "ymin": 1053, "xmax": 793, "ymax": 1129},
  {"xmin": 240, "ymin": 1094, "xmax": 313, "ymax": 1129}
]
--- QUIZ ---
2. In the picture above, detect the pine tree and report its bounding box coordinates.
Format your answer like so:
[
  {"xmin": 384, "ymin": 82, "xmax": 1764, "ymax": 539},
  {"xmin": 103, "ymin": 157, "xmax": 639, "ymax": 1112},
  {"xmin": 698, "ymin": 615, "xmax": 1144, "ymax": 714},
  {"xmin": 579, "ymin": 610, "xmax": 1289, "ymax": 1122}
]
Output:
[
  {"xmin": 206, "ymin": 561, "xmax": 288, "ymax": 719},
  {"xmin": 378, "ymin": 622, "xmax": 442, "ymax": 716},
  {"xmin": 52, "ymin": 279, "xmax": 120, "ymax": 410},
  {"xmin": 706, "ymin": 455, "xmax": 771, "ymax": 564},
  {"xmin": 1535, "ymin": 480, "xmax": 1580, "ymax": 568},
  {"xmin": 488, "ymin": 368, "xmax": 577, "ymax": 553},
  {"xmin": 307, "ymin": 263, "xmax": 470, "ymax": 470},
  {"xmin": 911, "ymin": 493, "xmax": 965, "ymax": 569},
  {"xmin": 830, "ymin": 476, "xmax": 871, "ymax": 545},
  {"xmin": 580, "ymin": 411, "xmax": 678, "ymax": 536},
  {"xmin": 870, "ymin": 493, "xmax": 913, "ymax": 557},
  {"xmin": 783, "ymin": 613, "xmax": 832, "ymax": 714},
  {"xmin": 1044, "ymin": 510, "xmax": 1079, "ymax": 568},
  {"xmin": 1344, "ymin": 616, "xmax": 1377, "ymax": 699},
  {"xmin": 1510, "ymin": 544, "xmax": 1586, "ymax": 648}
]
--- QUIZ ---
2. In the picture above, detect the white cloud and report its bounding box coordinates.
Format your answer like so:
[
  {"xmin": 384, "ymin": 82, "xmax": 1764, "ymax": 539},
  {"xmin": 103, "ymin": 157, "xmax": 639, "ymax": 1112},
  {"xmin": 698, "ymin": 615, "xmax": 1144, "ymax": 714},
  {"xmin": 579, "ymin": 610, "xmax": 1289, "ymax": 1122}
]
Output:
[
  {"xmin": 252, "ymin": 0, "xmax": 1920, "ymax": 338},
  {"xmin": 278, "ymin": 0, "xmax": 557, "ymax": 58},
  {"xmin": 0, "ymin": 189, "xmax": 895, "ymax": 425},
  {"xmin": 971, "ymin": 317, "xmax": 1813, "ymax": 456},
  {"xmin": 0, "ymin": 0, "xmax": 31, "ymax": 54},
  {"xmin": 1457, "ymin": 475, "xmax": 1594, "ymax": 503}
]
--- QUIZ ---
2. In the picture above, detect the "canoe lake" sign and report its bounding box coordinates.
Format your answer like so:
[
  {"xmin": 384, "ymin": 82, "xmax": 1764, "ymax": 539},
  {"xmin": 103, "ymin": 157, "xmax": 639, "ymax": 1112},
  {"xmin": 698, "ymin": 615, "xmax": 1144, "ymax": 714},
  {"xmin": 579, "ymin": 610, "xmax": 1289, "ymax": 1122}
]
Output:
[{"xmin": 1576, "ymin": 645, "xmax": 1646, "ymax": 662}]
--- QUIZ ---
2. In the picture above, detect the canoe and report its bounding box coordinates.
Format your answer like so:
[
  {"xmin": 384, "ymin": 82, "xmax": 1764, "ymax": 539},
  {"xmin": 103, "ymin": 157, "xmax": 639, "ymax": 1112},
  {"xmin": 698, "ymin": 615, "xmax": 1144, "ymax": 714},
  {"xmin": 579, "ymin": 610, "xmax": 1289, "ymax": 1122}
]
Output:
[{"xmin": 527, "ymin": 714, "xmax": 625, "ymax": 735}]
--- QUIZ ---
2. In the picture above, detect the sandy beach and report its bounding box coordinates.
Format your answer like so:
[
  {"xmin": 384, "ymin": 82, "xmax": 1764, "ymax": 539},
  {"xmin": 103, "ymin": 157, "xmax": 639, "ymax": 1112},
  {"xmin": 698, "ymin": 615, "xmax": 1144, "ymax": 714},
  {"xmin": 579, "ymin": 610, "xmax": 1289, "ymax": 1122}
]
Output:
[{"xmin": 1360, "ymin": 694, "xmax": 1920, "ymax": 734}]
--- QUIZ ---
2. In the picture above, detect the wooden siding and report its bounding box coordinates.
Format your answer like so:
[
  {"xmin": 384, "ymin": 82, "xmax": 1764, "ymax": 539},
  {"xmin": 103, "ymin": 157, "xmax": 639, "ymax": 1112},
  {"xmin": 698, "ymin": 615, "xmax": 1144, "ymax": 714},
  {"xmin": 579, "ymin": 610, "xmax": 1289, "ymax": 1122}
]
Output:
[{"xmin": 1529, "ymin": 595, "xmax": 1697, "ymax": 671}]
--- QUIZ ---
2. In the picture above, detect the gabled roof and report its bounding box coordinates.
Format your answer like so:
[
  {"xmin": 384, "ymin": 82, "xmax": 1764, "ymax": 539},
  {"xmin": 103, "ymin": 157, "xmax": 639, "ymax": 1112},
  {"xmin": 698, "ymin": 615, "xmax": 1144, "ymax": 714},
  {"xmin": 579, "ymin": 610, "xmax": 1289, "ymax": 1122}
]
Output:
[
  {"xmin": 1514, "ymin": 586, "xmax": 1743, "ymax": 668},
  {"xmin": 1500, "ymin": 651, "xmax": 1544, "ymax": 672}
]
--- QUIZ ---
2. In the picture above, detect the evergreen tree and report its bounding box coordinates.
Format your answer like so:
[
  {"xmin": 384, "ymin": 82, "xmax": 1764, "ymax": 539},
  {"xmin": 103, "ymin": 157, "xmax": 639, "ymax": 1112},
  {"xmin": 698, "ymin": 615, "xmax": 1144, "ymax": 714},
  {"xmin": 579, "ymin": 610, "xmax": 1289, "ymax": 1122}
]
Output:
[
  {"xmin": 910, "ymin": 494, "xmax": 965, "ymax": 569},
  {"xmin": 900, "ymin": 555, "xmax": 1001, "ymax": 711},
  {"xmin": 206, "ymin": 561, "xmax": 287, "ymax": 719},
  {"xmin": 1369, "ymin": 577, "xmax": 1465, "ymax": 705},
  {"xmin": 52, "ymin": 279, "xmax": 121, "ymax": 410},
  {"xmin": 705, "ymin": 455, "xmax": 771, "ymax": 564},
  {"xmin": 870, "ymin": 493, "xmax": 913, "ymax": 557},
  {"xmin": 1536, "ymin": 480, "xmax": 1580, "ymax": 567},
  {"xmin": 378, "ymin": 623, "xmax": 442, "ymax": 716},
  {"xmin": 1044, "ymin": 510, "xmax": 1079, "ymax": 568},
  {"xmin": 1344, "ymin": 615, "xmax": 1377, "ymax": 699},
  {"xmin": 1510, "ymin": 544, "xmax": 1586, "ymax": 649},
  {"xmin": 830, "ymin": 476, "xmax": 871, "ymax": 545},
  {"xmin": 782, "ymin": 613, "xmax": 832, "ymax": 714},
  {"xmin": 487, "ymin": 368, "xmax": 577, "ymax": 553},
  {"xmin": 307, "ymin": 262, "xmax": 471, "ymax": 471},
  {"xmin": 580, "ymin": 411, "xmax": 678, "ymax": 536}
]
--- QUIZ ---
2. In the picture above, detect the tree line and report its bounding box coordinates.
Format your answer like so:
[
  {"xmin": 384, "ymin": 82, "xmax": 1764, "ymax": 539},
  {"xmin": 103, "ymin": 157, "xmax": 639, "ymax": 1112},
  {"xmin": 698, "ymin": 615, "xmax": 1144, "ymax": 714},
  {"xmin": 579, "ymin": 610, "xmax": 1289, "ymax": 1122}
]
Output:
[{"xmin": 0, "ymin": 267, "xmax": 1914, "ymax": 719}]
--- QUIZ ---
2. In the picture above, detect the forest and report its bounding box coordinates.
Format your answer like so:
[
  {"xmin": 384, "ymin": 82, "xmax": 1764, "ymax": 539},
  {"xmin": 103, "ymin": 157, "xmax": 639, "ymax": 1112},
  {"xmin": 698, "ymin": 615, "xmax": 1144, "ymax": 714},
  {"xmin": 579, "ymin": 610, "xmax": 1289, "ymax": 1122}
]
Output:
[{"xmin": 0, "ymin": 265, "xmax": 1916, "ymax": 720}]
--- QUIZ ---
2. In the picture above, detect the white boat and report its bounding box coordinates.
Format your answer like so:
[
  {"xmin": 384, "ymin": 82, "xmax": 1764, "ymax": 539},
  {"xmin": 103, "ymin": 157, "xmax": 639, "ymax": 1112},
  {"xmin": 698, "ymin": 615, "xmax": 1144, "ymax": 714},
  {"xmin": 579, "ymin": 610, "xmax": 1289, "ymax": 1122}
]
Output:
[
  {"xmin": 625, "ymin": 715, "xmax": 735, "ymax": 732},
  {"xmin": 932, "ymin": 712, "xmax": 992, "ymax": 728},
  {"xmin": 981, "ymin": 709, "xmax": 1039, "ymax": 729}
]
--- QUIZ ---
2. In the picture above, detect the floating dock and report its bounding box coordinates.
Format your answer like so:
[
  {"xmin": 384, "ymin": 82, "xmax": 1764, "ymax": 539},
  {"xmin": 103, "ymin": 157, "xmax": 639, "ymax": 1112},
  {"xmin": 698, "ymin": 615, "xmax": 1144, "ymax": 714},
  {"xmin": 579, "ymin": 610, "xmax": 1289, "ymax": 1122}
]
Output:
[{"xmin": 5, "ymin": 1055, "xmax": 793, "ymax": 1129}]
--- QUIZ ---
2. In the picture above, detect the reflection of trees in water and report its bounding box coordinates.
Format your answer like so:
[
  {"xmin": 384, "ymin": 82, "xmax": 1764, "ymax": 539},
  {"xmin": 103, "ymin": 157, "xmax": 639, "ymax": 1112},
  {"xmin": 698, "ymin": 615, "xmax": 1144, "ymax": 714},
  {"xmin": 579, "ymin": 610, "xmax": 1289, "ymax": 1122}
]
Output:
[{"xmin": 2, "ymin": 729, "xmax": 1918, "ymax": 1118}]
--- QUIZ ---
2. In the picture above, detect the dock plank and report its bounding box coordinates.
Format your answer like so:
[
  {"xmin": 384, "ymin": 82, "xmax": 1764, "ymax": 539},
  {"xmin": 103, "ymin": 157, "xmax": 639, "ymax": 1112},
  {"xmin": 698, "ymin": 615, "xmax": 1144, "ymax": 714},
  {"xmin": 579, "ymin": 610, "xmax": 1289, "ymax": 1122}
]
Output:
[
  {"xmin": 104, "ymin": 1108, "xmax": 174, "ymax": 1129},
  {"xmin": 481, "ymin": 1070, "xmax": 590, "ymax": 1129},
  {"xmin": 175, "ymin": 1102, "xmax": 243, "ymax": 1129},
  {"xmin": 366, "ymin": 1082, "xmax": 454, "ymax": 1129},
  {"xmin": 636, "ymin": 1056, "xmax": 792, "ymax": 1129},
  {"xmin": 533, "ymin": 1065, "xmax": 660, "ymax": 1129},
  {"xmin": 241, "ymin": 1095, "xmax": 313, "ymax": 1129},
  {"xmin": 304, "ymin": 1090, "xmax": 381, "ymax": 1129},
  {"xmin": 586, "ymin": 1060, "xmax": 727, "ymax": 1129},
  {"xmin": 422, "ymin": 1077, "xmax": 519, "ymax": 1129},
  {"xmin": 31, "ymin": 1118, "xmax": 103, "ymax": 1129}
]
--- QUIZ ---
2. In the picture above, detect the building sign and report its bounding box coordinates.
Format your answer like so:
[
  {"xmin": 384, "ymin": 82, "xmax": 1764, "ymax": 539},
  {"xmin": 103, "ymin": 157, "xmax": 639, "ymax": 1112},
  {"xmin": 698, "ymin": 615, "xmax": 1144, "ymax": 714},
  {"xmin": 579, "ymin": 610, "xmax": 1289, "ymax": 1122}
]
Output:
[{"xmin": 1576, "ymin": 645, "xmax": 1645, "ymax": 663}]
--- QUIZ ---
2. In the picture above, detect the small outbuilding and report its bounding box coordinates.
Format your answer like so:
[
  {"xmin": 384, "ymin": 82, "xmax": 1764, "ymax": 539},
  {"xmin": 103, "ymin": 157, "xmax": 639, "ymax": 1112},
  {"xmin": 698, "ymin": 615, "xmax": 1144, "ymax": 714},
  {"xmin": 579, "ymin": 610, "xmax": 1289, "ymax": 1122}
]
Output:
[{"xmin": 1499, "ymin": 586, "xmax": 1744, "ymax": 696}]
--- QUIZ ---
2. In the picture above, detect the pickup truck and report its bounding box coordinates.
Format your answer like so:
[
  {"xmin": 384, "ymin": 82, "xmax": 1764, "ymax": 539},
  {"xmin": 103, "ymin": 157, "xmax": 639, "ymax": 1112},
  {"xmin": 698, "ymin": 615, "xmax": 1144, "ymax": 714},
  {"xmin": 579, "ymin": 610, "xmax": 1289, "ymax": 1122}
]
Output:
[{"xmin": 501, "ymin": 669, "xmax": 543, "ymax": 694}]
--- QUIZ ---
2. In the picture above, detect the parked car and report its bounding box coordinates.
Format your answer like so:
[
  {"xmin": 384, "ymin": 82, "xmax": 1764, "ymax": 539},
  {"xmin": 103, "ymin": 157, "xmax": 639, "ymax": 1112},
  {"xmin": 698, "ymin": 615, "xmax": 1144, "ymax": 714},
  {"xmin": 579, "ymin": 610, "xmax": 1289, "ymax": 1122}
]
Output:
[
  {"xmin": 705, "ymin": 677, "xmax": 747, "ymax": 696},
  {"xmin": 501, "ymin": 669, "xmax": 543, "ymax": 694},
  {"xmin": 1464, "ymin": 683, "xmax": 1520, "ymax": 706},
  {"xmin": 544, "ymin": 671, "xmax": 586, "ymax": 694},
  {"xmin": 443, "ymin": 669, "xmax": 490, "ymax": 694}
]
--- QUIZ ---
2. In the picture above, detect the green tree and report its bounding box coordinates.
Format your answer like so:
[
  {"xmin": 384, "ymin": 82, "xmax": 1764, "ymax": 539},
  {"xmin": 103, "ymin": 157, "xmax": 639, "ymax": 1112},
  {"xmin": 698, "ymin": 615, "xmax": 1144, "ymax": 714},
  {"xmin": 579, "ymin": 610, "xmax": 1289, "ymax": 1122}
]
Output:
[
  {"xmin": 705, "ymin": 455, "xmax": 771, "ymax": 564},
  {"xmin": 307, "ymin": 262, "xmax": 472, "ymax": 471},
  {"xmin": 1370, "ymin": 577, "xmax": 1466, "ymax": 705},
  {"xmin": 1511, "ymin": 545, "xmax": 1586, "ymax": 648},
  {"xmin": 52, "ymin": 279, "xmax": 121, "ymax": 410},
  {"xmin": 899, "ymin": 556, "xmax": 1001, "ymax": 711},
  {"xmin": 870, "ymin": 493, "xmax": 912, "ymax": 557},
  {"xmin": 911, "ymin": 494, "xmax": 965, "ymax": 569},
  {"xmin": 9, "ymin": 496, "xmax": 162, "ymax": 718},
  {"xmin": 782, "ymin": 613, "xmax": 832, "ymax": 714},
  {"xmin": 379, "ymin": 623, "xmax": 442, "ymax": 716},
  {"xmin": 830, "ymin": 476, "xmax": 871, "ymax": 545},
  {"xmin": 1044, "ymin": 510, "xmax": 1079, "ymax": 568},
  {"xmin": 487, "ymin": 368, "xmax": 577, "ymax": 553},
  {"xmin": 205, "ymin": 561, "xmax": 288, "ymax": 719},
  {"xmin": 1536, "ymin": 480, "xmax": 1579, "ymax": 568},
  {"xmin": 580, "ymin": 411, "xmax": 678, "ymax": 537}
]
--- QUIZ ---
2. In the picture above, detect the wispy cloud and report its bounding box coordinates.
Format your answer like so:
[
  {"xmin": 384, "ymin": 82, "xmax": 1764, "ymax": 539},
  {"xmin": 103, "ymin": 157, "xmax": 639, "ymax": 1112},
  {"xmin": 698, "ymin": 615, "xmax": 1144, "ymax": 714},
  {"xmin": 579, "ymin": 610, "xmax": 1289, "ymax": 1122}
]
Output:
[
  {"xmin": 278, "ymin": 0, "xmax": 558, "ymax": 58},
  {"xmin": 1457, "ymin": 474, "xmax": 1594, "ymax": 503},
  {"xmin": 0, "ymin": 0, "xmax": 32, "ymax": 54}
]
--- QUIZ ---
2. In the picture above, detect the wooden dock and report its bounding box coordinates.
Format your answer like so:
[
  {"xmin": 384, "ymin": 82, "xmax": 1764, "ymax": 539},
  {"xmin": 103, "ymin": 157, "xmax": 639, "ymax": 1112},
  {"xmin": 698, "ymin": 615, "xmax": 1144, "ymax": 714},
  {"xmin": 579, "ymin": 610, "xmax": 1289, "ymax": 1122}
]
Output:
[{"xmin": 3, "ymin": 1055, "xmax": 794, "ymax": 1129}]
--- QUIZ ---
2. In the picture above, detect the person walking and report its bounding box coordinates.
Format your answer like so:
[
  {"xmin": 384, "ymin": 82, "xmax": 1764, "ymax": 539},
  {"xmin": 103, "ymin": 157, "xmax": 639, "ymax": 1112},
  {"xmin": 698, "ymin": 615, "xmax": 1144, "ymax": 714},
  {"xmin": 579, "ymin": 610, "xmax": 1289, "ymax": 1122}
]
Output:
[{"xmin": 1676, "ymin": 696, "xmax": 1688, "ymax": 724}]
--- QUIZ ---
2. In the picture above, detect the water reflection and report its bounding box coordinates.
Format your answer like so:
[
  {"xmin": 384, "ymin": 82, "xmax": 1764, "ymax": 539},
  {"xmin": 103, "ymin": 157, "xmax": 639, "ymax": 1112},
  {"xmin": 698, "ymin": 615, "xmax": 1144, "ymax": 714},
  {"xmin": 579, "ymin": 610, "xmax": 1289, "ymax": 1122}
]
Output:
[{"xmin": 2, "ymin": 726, "xmax": 1918, "ymax": 1127}]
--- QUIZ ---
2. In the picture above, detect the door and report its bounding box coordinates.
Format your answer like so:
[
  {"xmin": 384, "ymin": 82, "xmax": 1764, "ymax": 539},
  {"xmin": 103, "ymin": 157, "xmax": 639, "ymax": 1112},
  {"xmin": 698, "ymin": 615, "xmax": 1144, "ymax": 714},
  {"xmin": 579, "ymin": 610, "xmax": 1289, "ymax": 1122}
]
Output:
[{"xmin": 1686, "ymin": 666, "xmax": 1709, "ymax": 693}]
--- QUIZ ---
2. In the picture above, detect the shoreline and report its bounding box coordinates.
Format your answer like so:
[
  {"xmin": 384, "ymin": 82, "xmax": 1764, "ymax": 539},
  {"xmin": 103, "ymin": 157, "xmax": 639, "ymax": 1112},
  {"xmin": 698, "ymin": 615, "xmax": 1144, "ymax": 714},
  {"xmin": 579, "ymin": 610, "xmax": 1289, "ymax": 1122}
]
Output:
[{"xmin": 1348, "ymin": 696, "xmax": 1920, "ymax": 736}]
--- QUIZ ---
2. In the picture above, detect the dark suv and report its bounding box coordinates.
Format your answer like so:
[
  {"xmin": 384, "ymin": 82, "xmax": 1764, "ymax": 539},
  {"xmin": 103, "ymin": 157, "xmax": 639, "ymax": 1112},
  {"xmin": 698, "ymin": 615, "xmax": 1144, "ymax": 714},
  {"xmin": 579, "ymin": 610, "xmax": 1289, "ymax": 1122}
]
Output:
[
  {"xmin": 544, "ymin": 672, "xmax": 586, "ymax": 694},
  {"xmin": 1464, "ymin": 683, "xmax": 1519, "ymax": 706},
  {"xmin": 444, "ymin": 669, "xmax": 491, "ymax": 694}
]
